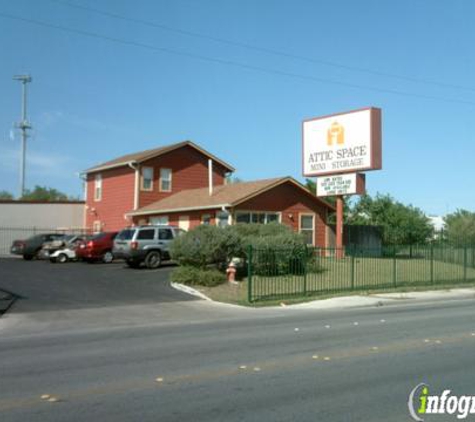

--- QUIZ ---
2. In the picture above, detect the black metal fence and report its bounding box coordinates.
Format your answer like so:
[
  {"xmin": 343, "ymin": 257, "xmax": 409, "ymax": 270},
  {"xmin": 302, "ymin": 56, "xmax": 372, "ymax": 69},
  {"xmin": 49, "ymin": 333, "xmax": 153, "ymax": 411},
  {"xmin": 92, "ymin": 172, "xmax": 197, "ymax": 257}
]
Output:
[
  {"xmin": 247, "ymin": 244, "xmax": 475, "ymax": 302},
  {"xmin": 0, "ymin": 227, "xmax": 90, "ymax": 256}
]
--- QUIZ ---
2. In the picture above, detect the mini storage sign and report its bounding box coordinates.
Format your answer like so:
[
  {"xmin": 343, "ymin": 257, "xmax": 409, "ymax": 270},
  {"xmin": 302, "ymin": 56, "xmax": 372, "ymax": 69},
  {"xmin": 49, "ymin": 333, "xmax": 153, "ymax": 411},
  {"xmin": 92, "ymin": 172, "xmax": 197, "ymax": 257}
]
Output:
[
  {"xmin": 316, "ymin": 173, "xmax": 365, "ymax": 197},
  {"xmin": 302, "ymin": 107, "xmax": 382, "ymax": 177}
]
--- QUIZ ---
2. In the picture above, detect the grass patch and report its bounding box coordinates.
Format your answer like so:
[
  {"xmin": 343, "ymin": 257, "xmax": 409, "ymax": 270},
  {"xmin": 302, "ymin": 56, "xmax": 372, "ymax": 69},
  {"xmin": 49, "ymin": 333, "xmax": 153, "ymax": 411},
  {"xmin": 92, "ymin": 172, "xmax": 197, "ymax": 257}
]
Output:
[{"xmin": 193, "ymin": 256, "xmax": 475, "ymax": 306}]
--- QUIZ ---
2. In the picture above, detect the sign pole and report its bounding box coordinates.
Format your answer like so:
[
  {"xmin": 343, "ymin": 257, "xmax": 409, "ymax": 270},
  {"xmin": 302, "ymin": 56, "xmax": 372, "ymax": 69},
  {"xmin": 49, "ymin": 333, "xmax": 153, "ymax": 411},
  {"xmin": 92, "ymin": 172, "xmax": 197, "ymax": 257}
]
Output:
[{"xmin": 336, "ymin": 195, "xmax": 344, "ymax": 258}]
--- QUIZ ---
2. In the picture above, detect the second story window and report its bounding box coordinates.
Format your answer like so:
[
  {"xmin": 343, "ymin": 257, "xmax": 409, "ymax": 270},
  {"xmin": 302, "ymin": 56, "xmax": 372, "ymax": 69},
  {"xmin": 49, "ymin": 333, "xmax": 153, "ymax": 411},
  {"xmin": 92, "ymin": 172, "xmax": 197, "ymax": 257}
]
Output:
[
  {"xmin": 160, "ymin": 168, "xmax": 172, "ymax": 192},
  {"xmin": 94, "ymin": 174, "xmax": 102, "ymax": 201},
  {"xmin": 141, "ymin": 167, "xmax": 154, "ymax": 191}
]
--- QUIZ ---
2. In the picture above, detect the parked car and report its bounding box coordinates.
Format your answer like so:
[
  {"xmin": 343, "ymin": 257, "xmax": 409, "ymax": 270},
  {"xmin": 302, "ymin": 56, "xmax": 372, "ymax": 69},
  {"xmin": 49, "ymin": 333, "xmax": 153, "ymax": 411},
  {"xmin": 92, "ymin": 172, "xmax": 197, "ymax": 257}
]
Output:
[
  {"xmin": 10, "ymin": 233, "xmax": 67, "ymax": 260},
  {"xmin": 40, "ymin": 235, "xmax": 87, "ymax": 260},
  {"xmin": 76, "ymin": 232, "xmax": 118, "ymax": 263},
  {"xmin": 48, "ymin": 235, "xmax": 89, "ymax": 263},
  {"xmin": 113, "ymin": 225, "xmax": 185, "ymax": 269}
]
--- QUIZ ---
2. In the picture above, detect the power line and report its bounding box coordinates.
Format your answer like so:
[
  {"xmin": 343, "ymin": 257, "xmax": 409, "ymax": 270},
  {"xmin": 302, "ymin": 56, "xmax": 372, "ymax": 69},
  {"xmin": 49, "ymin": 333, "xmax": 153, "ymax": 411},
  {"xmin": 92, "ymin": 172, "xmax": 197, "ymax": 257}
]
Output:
[
  {"xmin": 49, "ymin": 0, "xmax": 475, "ymax": 94},
  {"xmin": 1, "ymin": 11, "xmax": 475, "ymax": 107}
]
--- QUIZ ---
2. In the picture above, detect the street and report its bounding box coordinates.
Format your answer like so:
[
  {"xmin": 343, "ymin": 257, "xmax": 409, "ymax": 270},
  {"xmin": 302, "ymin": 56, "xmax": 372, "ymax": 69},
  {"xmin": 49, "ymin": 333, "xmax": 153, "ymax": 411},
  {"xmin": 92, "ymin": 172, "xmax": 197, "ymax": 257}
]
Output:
[{"xmin": 1, "ymin": 261, "xmax": 475, "ymax": 422}]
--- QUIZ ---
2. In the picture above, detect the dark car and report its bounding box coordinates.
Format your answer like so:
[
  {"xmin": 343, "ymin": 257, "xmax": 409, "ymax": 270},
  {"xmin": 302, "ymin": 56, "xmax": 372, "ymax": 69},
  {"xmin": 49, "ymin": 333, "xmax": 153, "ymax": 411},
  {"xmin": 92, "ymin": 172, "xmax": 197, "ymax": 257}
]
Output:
[
  {"xmin": 76, "ymin": 231, "xmax": 118, "ymax": 263},
  {"xmin": 10, "ymin": 233, "xmax": 67, "ymax": 260}
]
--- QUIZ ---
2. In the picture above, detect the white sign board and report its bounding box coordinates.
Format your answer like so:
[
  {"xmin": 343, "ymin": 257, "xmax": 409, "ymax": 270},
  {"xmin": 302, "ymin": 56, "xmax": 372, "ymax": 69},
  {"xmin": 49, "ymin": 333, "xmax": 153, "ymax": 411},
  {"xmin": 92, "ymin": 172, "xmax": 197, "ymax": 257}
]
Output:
[
  {"xmin": 302, "ymin": 108, "xmax": 381, "ymax": 177},
  {"xmin": 316, "ymin": 174, "xmax": 363, "ymax": 197}
]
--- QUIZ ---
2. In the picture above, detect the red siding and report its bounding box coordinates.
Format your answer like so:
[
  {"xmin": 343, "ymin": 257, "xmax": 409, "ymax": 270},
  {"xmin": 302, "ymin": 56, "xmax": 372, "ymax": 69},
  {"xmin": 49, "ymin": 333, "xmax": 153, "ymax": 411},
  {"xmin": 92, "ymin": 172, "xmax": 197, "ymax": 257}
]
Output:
[
  {"xmin": 235, "ymin": 183, "xmax": 328, "ymax": 247},
  {"xmin": 138, "ymin": 145, "xmax": 228, "ymax": 208},
  {"xmin": 133, "ymin": 210, "xmax": 219, "ymax": 229},
  {"xmin": 85, "ymin": 167, "xmax": 135, "ymax": 232}
]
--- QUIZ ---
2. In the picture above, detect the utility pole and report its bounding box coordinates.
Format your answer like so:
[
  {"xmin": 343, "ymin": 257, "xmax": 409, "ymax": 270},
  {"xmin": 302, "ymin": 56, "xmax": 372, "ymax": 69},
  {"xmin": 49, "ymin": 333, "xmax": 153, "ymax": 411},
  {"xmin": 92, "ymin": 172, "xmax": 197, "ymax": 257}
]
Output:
[{"xmin": 13, "ymin": 74, "xmax": 33, "ymax": 198}]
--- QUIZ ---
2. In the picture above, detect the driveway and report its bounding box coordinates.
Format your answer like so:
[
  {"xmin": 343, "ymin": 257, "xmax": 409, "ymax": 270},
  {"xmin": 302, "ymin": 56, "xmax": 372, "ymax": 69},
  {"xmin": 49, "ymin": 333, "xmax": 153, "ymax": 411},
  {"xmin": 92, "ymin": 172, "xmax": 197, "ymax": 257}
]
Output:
[{"xmin": 0, "ymin": 258, "xmax": 197, "ymax": 314}]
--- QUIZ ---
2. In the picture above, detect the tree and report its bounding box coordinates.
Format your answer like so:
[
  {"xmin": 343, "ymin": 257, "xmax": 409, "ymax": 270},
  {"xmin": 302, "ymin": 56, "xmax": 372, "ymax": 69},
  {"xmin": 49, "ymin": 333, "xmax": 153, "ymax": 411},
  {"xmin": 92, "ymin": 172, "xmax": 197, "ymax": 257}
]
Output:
[
  {"xmin": 0, "ymin": 190, "xmax": 14, "ymax": 200},
  {"xmin": 348, "ymin": 193, "xmax": 433, "ymax": 246},
  {"xmin": 444, "ymin": 209, "xmax": 475, "ymax": 245},
  {"xmin": 21, "ymin": 185, "xmax": 69, "ymax": 201}
]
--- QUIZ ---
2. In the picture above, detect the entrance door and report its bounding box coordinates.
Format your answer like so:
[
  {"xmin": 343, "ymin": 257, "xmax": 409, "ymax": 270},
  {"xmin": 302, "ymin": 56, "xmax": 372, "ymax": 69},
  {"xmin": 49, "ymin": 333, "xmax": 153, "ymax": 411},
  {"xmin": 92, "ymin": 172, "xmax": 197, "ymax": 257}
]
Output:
[{"xmin": 178, "ymin": 216, "xmax": 190, "ymax": 231}]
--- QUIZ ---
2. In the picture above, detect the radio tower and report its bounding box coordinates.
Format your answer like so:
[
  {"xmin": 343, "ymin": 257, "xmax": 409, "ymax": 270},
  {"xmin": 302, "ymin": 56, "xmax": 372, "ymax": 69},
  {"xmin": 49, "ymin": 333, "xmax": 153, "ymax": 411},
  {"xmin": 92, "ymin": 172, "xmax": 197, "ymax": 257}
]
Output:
[{"xmin": 13, "ymin": 74, "xmax": 33, "ymax": 198}]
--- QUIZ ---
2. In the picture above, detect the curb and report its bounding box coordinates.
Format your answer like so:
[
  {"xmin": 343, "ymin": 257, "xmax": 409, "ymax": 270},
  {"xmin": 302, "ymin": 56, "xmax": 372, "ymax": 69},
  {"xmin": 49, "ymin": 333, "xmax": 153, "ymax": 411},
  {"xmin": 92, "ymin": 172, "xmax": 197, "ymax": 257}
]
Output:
[{"xmin": 170, "ymin": 282, "xmax": 213, "ymax": 301}]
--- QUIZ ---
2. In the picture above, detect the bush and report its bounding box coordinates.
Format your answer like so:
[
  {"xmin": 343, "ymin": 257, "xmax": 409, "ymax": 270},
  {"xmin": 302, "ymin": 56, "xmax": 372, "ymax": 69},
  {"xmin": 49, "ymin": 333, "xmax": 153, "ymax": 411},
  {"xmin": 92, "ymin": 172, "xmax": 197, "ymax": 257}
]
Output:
[
  {"xmin": 170, "ymin": 222, "xmax": 311, "ymax": 279},
  {"xmin": 171, "ymin": 265, "xmax": 226, "ymax": 287},
  {"xmin": 170, "ymin": 225, "xmax": 241, "ymax": 269}
]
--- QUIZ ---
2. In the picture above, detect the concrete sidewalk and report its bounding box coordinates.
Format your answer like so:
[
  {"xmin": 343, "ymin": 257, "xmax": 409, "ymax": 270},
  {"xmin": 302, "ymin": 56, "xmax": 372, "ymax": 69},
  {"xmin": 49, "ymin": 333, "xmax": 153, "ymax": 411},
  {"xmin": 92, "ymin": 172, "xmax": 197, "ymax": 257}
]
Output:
[{"xmin": 172, "ymin": 282, "xmax": 475, "ymax": 310}]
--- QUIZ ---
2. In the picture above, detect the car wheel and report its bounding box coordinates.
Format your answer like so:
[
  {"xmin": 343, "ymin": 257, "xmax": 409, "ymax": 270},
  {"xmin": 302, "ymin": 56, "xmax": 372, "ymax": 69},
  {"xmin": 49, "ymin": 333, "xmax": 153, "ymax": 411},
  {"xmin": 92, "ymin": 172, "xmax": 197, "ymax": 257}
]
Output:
[
  {"xmin": 126, "ymin": 260, "xmax": 140, "ymax": 269},
  {"xmin": 145, "ymin": 251, "xmax": 162, "ymax": 269},
  {"xmin": 57, "ymin": 253, "xmax": 68, "ymax": 264},
  {"xmin": 102, "ymin": 251, "xmax": 114, "ymax": 264},
  {"xmin": 23, "ymin": 254, "xmax": 33, "ymax": 260}
]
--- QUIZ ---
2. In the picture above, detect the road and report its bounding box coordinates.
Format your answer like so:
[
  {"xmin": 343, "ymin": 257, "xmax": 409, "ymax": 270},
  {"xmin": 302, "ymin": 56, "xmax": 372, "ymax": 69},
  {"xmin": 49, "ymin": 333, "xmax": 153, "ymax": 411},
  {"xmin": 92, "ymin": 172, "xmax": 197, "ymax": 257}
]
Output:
[{"xmin": 2, "ymin": 290, "xmax": 475, "ymax": 421}]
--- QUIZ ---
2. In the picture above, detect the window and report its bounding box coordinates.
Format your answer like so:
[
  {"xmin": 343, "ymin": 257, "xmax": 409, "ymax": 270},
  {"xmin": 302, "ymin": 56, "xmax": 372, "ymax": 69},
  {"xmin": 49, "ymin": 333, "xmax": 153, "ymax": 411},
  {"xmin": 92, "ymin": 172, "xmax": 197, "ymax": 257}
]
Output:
[
  {"xmin": 160, "ymin": 168, "xmax": 172, "ymax": 192},
  {"xmin": 217, "ymin": 211, "xmax": 230, "ymax": 227},
  {"xmin": 137, "ymin": 229, "xmax": 155, "ymax": 240},
  {"xmin": 159, "ymin": 228, "xmax": 174, "ymax": 240},
  {"xmin": 93, "ymin": 220, "xmax": 102, "ymax": 233},
  {"xmin": 141, "ymin": 167, "xmax": 154, "ymax": 191},
  {"xmin": 149, "ymin": 216, "xmax": 169, "ymax": 226},
  {"xmin": 201, "ymin": 214, "xmax": 212, "ymax": 225},
  {"xmin": 235, "ymin": 211, "xmax": 280, "ymax": 224},
  {"xmin": 116, "ymin": 229, "xmax": 134, "ymax": 241},
  {"xmin": 94, "ymin": 174, "xmax": 102, "ymax": 201},
  {"xmin": 299, "ymin": 214, "xmax": 315, "ymax": 245}
]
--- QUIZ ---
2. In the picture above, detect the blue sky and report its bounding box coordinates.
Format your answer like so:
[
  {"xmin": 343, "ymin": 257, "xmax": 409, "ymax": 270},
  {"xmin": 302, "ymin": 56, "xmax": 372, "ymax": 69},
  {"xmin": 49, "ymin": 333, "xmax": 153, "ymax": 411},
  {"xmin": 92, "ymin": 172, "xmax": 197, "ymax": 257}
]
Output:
[{"xmin": 0, "ymin": 0, "xmax": 474, "ymax": 215}]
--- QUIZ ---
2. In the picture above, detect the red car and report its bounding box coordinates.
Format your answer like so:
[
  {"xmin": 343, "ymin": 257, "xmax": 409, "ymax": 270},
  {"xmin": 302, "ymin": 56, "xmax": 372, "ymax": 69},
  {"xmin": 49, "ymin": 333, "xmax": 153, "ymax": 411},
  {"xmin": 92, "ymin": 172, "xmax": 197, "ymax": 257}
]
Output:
[{"xmin": 76, "ymin": 232, "xmax": 118, "ymax": 263}]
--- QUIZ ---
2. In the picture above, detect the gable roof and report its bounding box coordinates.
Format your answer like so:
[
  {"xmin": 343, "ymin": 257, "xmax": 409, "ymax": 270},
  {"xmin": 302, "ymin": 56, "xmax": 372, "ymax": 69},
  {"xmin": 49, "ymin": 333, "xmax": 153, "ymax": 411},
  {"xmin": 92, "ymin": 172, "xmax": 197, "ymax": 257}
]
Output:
[
  {"xmin": 83, "ymin": 140, "xmax": 235, "ymax": 174},
  {"xmin": 127, "ymin": 177, "xmax": 335, "ymax": 216}
]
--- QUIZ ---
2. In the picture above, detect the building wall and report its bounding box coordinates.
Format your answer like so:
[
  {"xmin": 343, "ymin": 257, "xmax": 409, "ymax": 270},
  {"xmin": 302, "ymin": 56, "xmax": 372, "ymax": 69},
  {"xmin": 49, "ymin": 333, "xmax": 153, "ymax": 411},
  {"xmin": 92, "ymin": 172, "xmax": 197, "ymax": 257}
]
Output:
[
  {"xmin": 0, "ymin": 201, "xmax": 85, "ymax": 228},
  {"xmin": 85, "ymin": 166, "xmax": 135, "ymax": 232},
  {"xmin": 133, "ymin": 210, "xmax": 219, "ymax": 229},
  {"xmin": 131, "ymin": 183, "xmax": 329, "ymax": 247},
  {"xmin": 138, "ymin": 145, "xmax": 228, "ymax": 208},
  {"xmin": 235, "ymin": 182, "xmax": 328, "ymax": 247}
]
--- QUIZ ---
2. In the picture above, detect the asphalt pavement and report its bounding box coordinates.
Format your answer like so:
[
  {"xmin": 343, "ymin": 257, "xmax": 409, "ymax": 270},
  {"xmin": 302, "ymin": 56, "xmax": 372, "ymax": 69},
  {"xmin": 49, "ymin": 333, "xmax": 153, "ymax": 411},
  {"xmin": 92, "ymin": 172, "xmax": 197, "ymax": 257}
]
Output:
[
  {"xmin": 0, "ymin": 258, "xmax": 195, "ymax": 313},
  {"xmin": 2, "ymin": 282, "xmax": 475, "ymax": 421}
]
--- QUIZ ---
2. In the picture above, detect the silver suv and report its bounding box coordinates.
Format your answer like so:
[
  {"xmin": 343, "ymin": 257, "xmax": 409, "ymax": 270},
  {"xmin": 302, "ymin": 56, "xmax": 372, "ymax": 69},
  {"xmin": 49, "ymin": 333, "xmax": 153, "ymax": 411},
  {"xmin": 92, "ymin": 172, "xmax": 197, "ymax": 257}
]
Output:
[{"xmin": 113, "ymin": 225, "xmax": 184, "ymax": 269}]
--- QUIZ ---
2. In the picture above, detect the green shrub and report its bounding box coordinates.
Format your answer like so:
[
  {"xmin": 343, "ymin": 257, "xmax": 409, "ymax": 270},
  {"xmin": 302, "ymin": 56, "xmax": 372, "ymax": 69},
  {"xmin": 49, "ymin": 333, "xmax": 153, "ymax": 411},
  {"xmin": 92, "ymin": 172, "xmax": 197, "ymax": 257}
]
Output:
[
  {"xmin": 171, "ymin": 265, "xmax": 226, "ymax": 287},
  {"xmin": 170, "ymin": 225, "xmax": 241, "ymax": 269},
  {"xmin": 170, "ymin": 222, "xmax": 311, "ymax": 278}
]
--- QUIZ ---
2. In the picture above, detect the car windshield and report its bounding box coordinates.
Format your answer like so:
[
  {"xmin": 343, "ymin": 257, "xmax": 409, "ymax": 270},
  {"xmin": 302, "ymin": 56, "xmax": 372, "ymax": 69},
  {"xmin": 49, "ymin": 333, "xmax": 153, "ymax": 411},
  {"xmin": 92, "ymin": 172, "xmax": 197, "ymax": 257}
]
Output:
[
  {"xmin": 116, "ymin": 229, "xmax": 135, "ymax": 241},
  {"xmin": 91, "ymin": 233, "xmax": 107, "ymax": 241}
]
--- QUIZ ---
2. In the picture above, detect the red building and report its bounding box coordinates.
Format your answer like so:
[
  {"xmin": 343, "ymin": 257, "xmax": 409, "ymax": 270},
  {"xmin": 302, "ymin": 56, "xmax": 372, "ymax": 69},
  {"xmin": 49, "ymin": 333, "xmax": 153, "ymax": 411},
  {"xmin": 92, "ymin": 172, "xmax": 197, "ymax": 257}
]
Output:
[{"xmin": 83, "ymin": 140, "xmax": 334, "ymax": 247}]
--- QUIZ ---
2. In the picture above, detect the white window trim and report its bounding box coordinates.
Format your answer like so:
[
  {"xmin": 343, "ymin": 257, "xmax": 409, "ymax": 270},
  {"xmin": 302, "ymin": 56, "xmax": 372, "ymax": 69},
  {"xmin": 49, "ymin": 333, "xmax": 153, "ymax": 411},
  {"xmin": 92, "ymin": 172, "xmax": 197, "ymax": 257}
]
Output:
[
  {"xmin": 92, "ymin": 220, "xmax": 102, "ymax": 233},
  {"xmin": 299, "ymin": 213, "xmax": 315, "ymax": 246},
  {"xmin": 159, "ymin": 168, "xmax": 172, "ymax": 192},
  {"xmin": 234, "ymin": 210, "xmax": 282, "ymax": 224},
  {"xmin": 94, "ymin": 174, "xmax": 102, "ymax": 202},
  {"xmin": 141, "ymin": 166, "xmax": 154, "ymax": 191}
]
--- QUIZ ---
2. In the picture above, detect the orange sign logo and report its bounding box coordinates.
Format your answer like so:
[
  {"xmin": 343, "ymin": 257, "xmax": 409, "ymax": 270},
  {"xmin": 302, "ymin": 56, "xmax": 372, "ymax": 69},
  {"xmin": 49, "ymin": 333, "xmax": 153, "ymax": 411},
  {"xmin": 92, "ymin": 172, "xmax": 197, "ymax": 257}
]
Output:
[{"xmin": 327, "ymin": 121, "xmax": 344, "ymax": 146}]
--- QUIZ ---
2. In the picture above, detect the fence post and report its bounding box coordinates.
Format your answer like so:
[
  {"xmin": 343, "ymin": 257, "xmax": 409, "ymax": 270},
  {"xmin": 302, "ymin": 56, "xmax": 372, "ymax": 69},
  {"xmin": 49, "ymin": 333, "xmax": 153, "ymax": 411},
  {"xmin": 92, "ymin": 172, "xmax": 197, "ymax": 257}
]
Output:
[
  {"xmin": 464, "ymin": 246, "xmax": 468, "ymax": 283},
  {"xmin": 302, "ymin": 247, "xmax": 307, "ymax": 296},
  {"xmin": 393, "ymin": 247, "xmax": 397, "ymax": 288},
  {"xmin": 430, "ymin": 244, "xmax": 434, "ymax": 284},
  {"xmin": 351, "ymin": 253, "xmax": 355, "ymax": 290},
  {"xmin": 247, "ymin": 245, "xmax": 253, "ymax": 303}
]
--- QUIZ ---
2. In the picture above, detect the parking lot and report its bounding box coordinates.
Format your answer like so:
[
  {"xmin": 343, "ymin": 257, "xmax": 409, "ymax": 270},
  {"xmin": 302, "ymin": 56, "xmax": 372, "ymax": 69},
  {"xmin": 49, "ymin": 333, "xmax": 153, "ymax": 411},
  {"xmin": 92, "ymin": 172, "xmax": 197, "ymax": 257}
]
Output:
[{"xmin": 0, "ymin": 258, "xmax": 197, "ymax": 314}]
